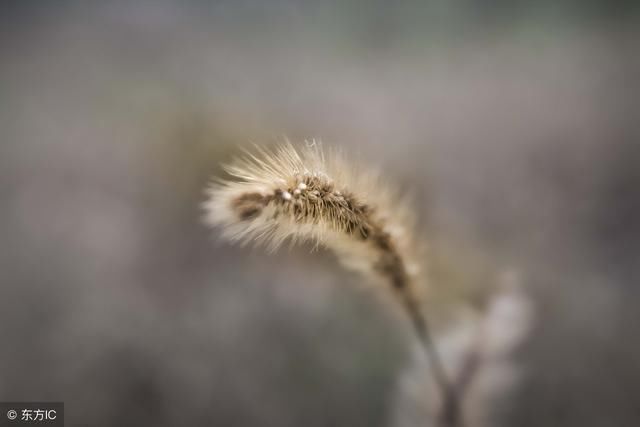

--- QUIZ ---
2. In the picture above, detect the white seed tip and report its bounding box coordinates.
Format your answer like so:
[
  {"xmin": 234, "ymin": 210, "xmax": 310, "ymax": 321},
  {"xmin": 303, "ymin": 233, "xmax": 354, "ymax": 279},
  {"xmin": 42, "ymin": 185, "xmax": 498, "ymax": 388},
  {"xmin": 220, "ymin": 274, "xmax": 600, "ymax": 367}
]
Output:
[
  {"xmin": 298, "ymin": 182, "xmax": 308, "ymax": 190},
  {"xmin": 293, "ymin": 189, "xmax": 301, "ymax": 195},
  {"xmin": 281, "ymin": 191, "xmax": 292, "ymax": 200}
]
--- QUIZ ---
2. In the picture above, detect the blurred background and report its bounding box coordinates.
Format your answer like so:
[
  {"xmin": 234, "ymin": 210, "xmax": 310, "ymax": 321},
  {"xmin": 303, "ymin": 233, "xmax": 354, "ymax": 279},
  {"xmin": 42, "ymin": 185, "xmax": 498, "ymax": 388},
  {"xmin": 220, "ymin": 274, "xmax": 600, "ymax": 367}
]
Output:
[{"xmin": 1, "ymin": 1, "xmax": 639, "ymax": 426}]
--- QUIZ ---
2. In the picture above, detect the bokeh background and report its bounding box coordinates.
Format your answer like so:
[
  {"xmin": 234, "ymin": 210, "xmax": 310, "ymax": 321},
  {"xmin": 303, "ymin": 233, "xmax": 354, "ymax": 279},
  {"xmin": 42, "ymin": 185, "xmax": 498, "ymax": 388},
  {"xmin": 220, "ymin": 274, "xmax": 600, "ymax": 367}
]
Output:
[{"xmin": 1, "ymin": 1, "xmax": 639, "ymax": 426}]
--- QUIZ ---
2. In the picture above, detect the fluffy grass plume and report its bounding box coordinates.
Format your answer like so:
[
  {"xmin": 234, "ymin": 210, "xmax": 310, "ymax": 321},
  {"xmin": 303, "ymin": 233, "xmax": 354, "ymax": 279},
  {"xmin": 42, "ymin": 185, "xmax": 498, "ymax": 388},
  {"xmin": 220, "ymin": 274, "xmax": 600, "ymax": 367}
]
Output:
[
  {"xmin": 205, "ymin": 141, "xmax": 424, "ymax": 296},
  {"xmin": 204, "ymin": 141, "xmax": 450, "ymax": 396}
]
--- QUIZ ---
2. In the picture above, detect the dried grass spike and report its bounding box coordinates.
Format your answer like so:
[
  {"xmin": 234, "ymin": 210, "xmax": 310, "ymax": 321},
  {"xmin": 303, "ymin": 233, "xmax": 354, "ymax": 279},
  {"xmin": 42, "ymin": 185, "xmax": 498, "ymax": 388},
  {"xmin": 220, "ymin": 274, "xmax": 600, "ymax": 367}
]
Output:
[{"xmin": 203, "ymin": 141, "xmax": 450, "ymax": 397}]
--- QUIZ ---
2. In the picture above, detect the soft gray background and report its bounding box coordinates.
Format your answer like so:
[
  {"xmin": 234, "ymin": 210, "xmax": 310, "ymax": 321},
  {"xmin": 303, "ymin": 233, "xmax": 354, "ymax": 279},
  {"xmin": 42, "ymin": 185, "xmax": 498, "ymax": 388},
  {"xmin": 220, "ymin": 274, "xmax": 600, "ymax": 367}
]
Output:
[{"xmin": 1, "ymin": 2, "xmax": 639, "ymax": 426}]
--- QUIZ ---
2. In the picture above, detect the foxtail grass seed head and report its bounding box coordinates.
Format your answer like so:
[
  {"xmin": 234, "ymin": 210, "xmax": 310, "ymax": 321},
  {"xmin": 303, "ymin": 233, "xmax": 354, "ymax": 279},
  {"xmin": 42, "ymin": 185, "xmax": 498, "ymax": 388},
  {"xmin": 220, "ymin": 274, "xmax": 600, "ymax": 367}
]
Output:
[
  {"xmin": 204, "ymin": 141, "xmax": 463, "ymax": 420},
  {"xmin": 204, "ymin": 141, "xmax": 427, "ymax": 311}
]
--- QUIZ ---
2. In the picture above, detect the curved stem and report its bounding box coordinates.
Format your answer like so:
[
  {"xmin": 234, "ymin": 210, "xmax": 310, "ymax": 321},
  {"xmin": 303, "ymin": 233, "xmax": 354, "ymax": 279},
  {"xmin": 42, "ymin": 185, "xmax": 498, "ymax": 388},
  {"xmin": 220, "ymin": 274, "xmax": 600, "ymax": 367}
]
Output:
[{"xmin": 403, "ymin": 298, "xmax": 463, "ymax": 427}]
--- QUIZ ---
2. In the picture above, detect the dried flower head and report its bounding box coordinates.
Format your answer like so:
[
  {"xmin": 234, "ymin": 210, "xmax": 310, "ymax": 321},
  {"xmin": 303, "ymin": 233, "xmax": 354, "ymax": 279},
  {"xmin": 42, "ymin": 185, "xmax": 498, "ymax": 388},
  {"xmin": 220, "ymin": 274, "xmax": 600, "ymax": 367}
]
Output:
[
  {"xmin": 204, "ymin": 141, "xmax": 455, "ymax": 407},
  {"xmin": 204, "ymin": 141, "xmax": 425, "ymax": 301}
]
